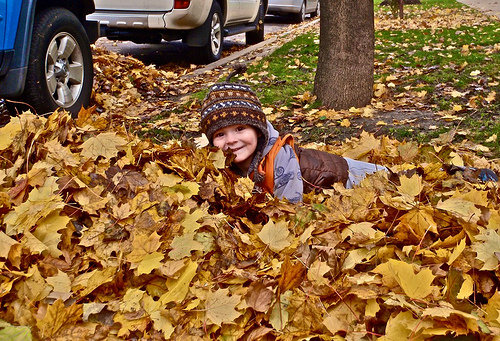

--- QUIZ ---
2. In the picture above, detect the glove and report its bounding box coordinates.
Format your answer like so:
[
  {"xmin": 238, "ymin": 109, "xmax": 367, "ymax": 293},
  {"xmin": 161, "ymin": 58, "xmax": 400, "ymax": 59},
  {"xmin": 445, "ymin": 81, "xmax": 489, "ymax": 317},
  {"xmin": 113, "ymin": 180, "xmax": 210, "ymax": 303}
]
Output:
[
  {"xmin": 445, "ymin": 165, "xmax": 498, "ymax": 183},
  {"xmin": 478, "ymin": 168, "xmax": 498, "ymax": 182}
]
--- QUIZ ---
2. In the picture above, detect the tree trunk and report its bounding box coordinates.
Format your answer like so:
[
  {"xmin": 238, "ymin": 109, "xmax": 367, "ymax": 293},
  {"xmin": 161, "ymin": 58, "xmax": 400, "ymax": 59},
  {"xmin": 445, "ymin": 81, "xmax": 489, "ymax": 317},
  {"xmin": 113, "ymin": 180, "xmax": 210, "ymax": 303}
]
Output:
[{"xmin": 313, "ymin": 0, "xmax": 375, "ymax": 110}]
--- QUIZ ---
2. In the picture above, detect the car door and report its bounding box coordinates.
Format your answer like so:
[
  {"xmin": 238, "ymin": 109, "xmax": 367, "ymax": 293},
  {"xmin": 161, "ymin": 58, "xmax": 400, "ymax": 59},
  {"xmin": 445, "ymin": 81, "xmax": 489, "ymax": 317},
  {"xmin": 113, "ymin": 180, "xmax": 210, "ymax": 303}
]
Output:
[
  {"xmin": 233, "ymin": 0, "xmax": 258, "ymax": 22},
  {"xmin": 225, "ymin": 0, "xmax": 241, "ymax": 24},
  {"xmin": 0, "ymin": 0, "xmax": 6, "ymax": 56},
  {"xmin": 94, "ymin": 0, "xmax": 173, "ymax": 11}
]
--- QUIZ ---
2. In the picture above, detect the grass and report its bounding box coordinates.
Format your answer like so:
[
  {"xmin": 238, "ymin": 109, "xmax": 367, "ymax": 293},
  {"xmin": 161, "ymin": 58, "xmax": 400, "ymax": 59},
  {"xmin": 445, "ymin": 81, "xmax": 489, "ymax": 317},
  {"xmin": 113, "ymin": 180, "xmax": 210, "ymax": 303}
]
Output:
[{"xmin": 146, "ymin": 0, "xmax": 500, "ymax": 156}]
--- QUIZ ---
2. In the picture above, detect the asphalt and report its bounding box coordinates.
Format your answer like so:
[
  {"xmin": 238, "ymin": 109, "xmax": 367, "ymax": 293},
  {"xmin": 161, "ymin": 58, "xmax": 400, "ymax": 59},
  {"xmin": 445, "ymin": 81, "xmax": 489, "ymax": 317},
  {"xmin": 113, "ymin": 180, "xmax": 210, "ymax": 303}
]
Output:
[{"xmin": 457, "ymin": 0, "xmax": 500, "ymax": 19}]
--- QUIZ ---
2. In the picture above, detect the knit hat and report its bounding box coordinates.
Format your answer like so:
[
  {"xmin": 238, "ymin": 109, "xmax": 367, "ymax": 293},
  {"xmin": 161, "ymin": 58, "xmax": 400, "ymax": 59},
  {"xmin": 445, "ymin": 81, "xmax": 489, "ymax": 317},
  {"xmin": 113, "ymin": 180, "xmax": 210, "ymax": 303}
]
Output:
[
  {"xmin": 200, "ymin": 82, "xmax": 269, "ymax": 145},
  {"xmin": 200, "ymin": 69, "xmax": 269, "ymax": 177}
]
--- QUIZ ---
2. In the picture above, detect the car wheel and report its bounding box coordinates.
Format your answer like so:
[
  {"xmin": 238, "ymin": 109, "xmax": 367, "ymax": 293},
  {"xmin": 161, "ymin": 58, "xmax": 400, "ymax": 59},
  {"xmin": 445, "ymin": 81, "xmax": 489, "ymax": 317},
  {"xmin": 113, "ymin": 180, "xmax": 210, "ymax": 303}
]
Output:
[
  {"xmin": 246, "ymin": 0, "xmax": 265, "ymax": 45},
  {"xmin": 292, "ymin": 1, "xmax": 306, "ymax": 23},
  {"xmin": 311, "ymin": 1, "xmax": 320, "ymax": 18},
  {"xmin": 23, "ymin": 8, "xmax": 93, "ymax": 117},
  {"xmin": 195, "ymin": 2, "xmax": 223, "ymax": 63}
]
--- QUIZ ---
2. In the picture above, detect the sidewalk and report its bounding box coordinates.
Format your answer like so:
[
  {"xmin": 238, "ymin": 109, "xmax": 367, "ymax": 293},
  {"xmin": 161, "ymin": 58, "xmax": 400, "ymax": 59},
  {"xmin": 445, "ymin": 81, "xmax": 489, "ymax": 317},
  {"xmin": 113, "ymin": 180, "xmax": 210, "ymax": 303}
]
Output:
[{"xmin": 457, "ymin": 0, "xmax": 500, "ymax": 19}]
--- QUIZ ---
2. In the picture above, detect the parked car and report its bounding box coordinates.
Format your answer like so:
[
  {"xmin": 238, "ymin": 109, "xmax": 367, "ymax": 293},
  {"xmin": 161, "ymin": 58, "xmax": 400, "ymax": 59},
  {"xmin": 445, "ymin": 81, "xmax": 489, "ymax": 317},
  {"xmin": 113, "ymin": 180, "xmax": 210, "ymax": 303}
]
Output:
[
  {"xmin": 268, "ymin": 0, "xmax": 319, "ymax": 23},
  {"xmin": 0, "ymin": 0, "xmax": 99, "ymax": 116},
  {"xmin": 88, "ymin": 0, "xmax": 267, "ymax": 64}
]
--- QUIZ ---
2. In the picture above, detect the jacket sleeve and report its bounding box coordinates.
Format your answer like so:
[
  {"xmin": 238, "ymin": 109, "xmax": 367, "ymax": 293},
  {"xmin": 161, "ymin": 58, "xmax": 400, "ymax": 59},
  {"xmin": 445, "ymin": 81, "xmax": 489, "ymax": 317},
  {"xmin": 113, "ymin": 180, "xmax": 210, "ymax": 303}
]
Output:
[
  {"xmin": 273, "ymin": 145, "xmax": 303, "ymax": 203},
  {"xmin": 344, "ymin": 157, "xmax": 388, "ymax": 188}
]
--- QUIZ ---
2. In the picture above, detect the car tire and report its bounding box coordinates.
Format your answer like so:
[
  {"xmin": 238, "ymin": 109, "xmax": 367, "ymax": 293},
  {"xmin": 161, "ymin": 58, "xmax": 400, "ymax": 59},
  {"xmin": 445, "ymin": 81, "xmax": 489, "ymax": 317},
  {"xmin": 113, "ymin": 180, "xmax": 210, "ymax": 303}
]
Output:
[
  {"xmin": 246, "ymin": 0, "xmax": 265, "ymax": 45},
  {"xmin": 311, "ymin": 1, "xmax": 320, "ymax": 18},
  {"xmin": 194, "ymin": 1, "xmax": 223, "ymax": 64},
  {"xmin": 23, "ymin": 8, "xmax": 93, "ymax": 117},
  {"xmin": 292, "ymin": 1, "xmax": 306, "ymax": 23}
]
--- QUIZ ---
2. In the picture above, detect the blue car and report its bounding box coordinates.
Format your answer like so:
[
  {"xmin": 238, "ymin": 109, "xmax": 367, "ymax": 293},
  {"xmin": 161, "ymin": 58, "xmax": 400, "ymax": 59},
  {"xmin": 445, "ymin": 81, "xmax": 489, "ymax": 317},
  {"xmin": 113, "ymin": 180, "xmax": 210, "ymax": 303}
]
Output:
[{"xmin": 0, "ymin": 0, "xmax": 98, "ymax": 116}]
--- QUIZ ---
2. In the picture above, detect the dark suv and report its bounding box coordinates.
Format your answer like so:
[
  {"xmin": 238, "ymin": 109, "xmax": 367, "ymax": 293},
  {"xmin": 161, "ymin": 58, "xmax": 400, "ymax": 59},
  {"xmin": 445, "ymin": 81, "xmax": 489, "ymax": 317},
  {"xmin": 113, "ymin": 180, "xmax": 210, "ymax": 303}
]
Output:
[{"xmin": 0, "ymin": 0, "xmax": 98, "ymax": 115}]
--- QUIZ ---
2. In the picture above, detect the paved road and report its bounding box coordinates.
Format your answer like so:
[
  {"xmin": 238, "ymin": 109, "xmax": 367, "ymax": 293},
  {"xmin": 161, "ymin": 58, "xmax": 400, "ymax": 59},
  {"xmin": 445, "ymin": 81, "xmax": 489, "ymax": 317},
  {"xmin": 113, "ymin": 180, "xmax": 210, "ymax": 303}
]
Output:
[
  {"xmin": 457, "ymin": 0, "xmax": 500, "ymax": 19},
  {"xmin": 95, "ymin": 15, "xmax": 307, "ymax": 67}
]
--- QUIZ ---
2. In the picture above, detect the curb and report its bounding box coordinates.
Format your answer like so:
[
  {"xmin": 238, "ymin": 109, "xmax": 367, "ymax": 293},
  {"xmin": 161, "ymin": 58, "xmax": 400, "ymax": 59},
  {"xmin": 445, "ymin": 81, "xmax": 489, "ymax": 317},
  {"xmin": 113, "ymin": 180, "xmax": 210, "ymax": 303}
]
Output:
[{"xmin": 184, "ymin": 18, "xmax": 320, "ymax": 79}]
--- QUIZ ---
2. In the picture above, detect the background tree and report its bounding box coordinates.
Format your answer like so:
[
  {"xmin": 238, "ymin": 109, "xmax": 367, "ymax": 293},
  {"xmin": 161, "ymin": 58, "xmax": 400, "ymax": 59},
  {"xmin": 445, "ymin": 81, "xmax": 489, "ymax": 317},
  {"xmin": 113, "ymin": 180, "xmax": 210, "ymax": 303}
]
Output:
[
  {"xmin": 381, "ymin": 0, "xmax": 422, "ymax": 19},
  {"xmin": 314, "ymin": 0, "xmax": 375, "ymax": 110}
]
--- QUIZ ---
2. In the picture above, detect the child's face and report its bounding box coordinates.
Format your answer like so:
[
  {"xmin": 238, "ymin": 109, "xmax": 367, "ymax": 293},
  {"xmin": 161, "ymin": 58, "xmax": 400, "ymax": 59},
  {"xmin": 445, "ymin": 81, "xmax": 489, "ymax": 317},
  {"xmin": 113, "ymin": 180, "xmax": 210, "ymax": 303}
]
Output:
[{"xmin": 212, "ymin": 124, "xmax": 259, "ymax": 171}]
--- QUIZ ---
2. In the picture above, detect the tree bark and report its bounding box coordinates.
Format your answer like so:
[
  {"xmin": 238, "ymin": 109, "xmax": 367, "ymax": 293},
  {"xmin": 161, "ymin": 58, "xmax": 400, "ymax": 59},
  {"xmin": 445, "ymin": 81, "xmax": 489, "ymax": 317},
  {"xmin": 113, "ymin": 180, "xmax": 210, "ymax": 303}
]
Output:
[{"xmin": 313, "ymin": 0, "xmax": 375, "ymax": 110}]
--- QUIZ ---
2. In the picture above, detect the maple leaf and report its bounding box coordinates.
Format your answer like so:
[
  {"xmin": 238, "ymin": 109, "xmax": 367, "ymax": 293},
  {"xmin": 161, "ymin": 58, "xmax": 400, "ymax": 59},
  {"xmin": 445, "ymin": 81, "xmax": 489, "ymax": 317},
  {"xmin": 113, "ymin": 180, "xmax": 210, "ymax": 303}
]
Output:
[
  {"xmin": 0, "ymin": 322, "xmax": 32, "ymax": 341},
  {"xmin": 160, "ymin": 260, "xmax": 198, "ymax": 304},
  {"xmin": 4, "ymin": 177, "xmax": 64, "ymax": 235},
  {"xmin": 245, "ymin": 282, "xmax": 274, "ymax": 312},
  {"xmin": 257, "ymin": 219, "xmax": 291, "ymax": 252},
  {"xmin": 46, "ymin": 270, "xmax": 72, "ymax": 301},
  {"xmin": 471, "ymin": 229, "xmax": 500, "ymax": 270},
  {"xmin": 398, "ymin": 207, "xmax": 438, "ymax": 238},
  {"xmin": 80, "ymin": 132, "xmax": 127, "ymax": 159},
  {"xmin": 44, "ymin": 139, "xmax": 79, "ymax": 168},
  {"xmin": 36, "ymin": 299, "xmax": 82, "ymax": 339},
  {"xmin": 205, "ymin": 288, "xmax": 242, "ymax": 326},
  {"xmin": 0, "ymin": 232, "xmax": 18, "ymax": 258},
  {"xmin": 168, "ymin": 233, "xmax": 204, "ymax": 260},
  {"xmin": 373, "ymin": 259, "xmax": 436, "ymax": 300}
]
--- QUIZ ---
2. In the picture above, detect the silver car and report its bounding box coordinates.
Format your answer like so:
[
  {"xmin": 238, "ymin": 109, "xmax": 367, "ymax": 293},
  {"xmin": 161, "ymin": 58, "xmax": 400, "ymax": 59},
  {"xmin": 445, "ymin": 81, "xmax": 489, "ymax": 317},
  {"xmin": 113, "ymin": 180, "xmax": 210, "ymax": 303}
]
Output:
[{"xmin": 268, "ymin": 0, "xmax": 319, "ymax": 23}]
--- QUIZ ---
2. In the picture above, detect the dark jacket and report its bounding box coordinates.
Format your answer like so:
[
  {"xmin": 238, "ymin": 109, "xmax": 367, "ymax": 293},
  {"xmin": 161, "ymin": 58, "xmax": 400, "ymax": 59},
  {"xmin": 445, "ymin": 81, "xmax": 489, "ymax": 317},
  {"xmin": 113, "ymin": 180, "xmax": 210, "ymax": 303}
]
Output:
[{"xmin": 295, "ymin": 147, "xmax": 349, "ymax": 193}]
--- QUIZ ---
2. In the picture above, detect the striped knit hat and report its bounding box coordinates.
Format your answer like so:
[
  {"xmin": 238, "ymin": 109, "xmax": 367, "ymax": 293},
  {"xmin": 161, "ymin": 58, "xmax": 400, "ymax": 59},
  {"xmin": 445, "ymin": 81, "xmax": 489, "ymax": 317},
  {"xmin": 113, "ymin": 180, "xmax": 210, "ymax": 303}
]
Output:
[{"xmin": 200, "ymin": 82, "xmax": 269, "ymax": 146}]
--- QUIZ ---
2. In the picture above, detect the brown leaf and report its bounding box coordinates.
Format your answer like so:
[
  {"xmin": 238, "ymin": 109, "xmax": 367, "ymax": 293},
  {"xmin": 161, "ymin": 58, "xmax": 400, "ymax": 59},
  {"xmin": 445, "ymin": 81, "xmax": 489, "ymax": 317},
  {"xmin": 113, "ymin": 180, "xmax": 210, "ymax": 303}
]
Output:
[
  {"xmin": 278, "ymin": 255, "xmax": 306, "ymax": 293},
  {"xmin": 245, "ymin": 281, "xmax": 274, "ymax": 312}
]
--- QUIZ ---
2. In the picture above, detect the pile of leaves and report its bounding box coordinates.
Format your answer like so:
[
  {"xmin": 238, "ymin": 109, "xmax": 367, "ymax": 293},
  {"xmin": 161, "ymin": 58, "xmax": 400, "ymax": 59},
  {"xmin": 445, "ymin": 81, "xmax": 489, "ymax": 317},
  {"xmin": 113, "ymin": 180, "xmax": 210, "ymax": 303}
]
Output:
[{"xmin": 0, "ymin": 109, "xmax": 499, "ymax": 340}]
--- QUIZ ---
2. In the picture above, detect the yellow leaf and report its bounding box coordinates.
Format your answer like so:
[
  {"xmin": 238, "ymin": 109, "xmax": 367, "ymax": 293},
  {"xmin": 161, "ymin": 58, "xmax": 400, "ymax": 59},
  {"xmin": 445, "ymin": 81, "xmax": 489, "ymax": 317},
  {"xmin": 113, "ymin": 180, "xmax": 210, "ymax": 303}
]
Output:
[
  {"xmin": 121, "ymin": 288, "xmax": 145, "ymax": 312},
  {"xmin": 398, "ymin": 207, "xmax": 438, "ymax": 238},
  {"xmin": 485, "ymin": 291, "xmax": 500, "ymax": 326},
  {"xmin": 471, "ymin": 229, "xmax": 500, "ymax": 270},
  {"xmin": 205, "ymin": 288, "xmax": 242, "ymax": 326},
  {"xmin": 307, "ymin": 259, "xmax": 331, "ymax": 286},
  {"xmin": 340, "ymin": 119, "xmax": 351, "ymax": 127},
  {"xmin": 137, "ymin": 252, "xmax": 164, "ymax": 275},
  {"xmin": 0, "ymin": 117, "xmax": 22, "ymax": 150},
  {"xmin": 436, "ymin": 196, "xmax": 481, "ymax": 224},
  {"xmin": 208, "ymin": 149, "xmax": 226, "ymax": 169},
  {"xmin": 82, "ymin": 302, "xmax": 106, "ymax": 321},
  {"xmin": 485, "ymin": 91, "xmax": 496, "ymax": 103},
  {"xmin": 168, "ymin": 233, "xmax": 204, "ymax": 260},
  {"xmin": 257, "ymin": 220, "xmax": 291, "ymax": 252},
  {"xmin": 181, "ymin": 208, "xmax": 205, "ymax": 233},
  {"xmin": 452, "ymin": 104, "xmax": 463, "ymax": 112},
  {"xmin": 470, "ymin": 70, "xmax": 480, "ymax": 76},
  {"xmin": 194, "ymin": 134, "xmax": 209, "ymax": 148},
  {"xmin": 457, "ymin": 274, "xmax": 474, "ymax": 300},
  {"xmin": 127, "ymin": 232, "xmax": 162, "ymax": 264},
  {"xmin": 33, "ymin": 211, "xmax": 70, "ymax": 257},
  {"xmin": 365, "ymin": 299, "xmax": 380, "ymax": 317},
  {"xmin": 160, "ymin": 260, "xmax": 198, "ymax": 304},
  {"xmin": 46, "ymin": 270, "xmax": 72, "ymax": 301},
  {"xmin": 397, "ymin": 173, "xmax": 423, "ymax": 198},
  {"xmin": 381, "ymin": 311, "xmax": 432, "ymax": 340},
  {"xmin": 73, "ymin": 267, "xmax": 117, "ymax": 297},
  {"xmin": 4, "ymin": 177, "xmax": 64, "ymax": 235},
  {"xmin": 235, "ymin": 177, "xmax": 255, "ymax": 200},
  {"xmin": 448, "ymin": 238, "xmax": 466, "ymax": 265},
  {"xmin": 36, "ymin": 299, "xmax": 82, "ymax": 339},
  {"xmin": 80, "ymin": 132, "xmax": 127, "ymax": 159},
  {"xmin": 485, "ymin": 134, "xmax": 497, "ymax": 143},
  {"xmin": 44, "ymin": 139, "xmax": 79, "ymax": 167},
  {"xmin": 450, "ymin": 90, "xmax": 465, "ymax": 98},
  {"xmin": 0, "ymin": 232, "xmax": 18, "ymax": 258},
  {"xmin": 373, "ymin": 259, "xmax": 436, "ymax": 300}
]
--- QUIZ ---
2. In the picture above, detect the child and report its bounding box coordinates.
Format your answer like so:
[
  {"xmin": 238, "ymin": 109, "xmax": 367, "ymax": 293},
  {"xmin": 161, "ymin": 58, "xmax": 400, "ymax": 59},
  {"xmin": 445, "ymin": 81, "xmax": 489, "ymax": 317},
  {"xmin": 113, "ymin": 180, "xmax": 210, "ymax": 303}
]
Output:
[{"xmin": 200, "ymin": 81, "xmax": 498, "ymax": 203}]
